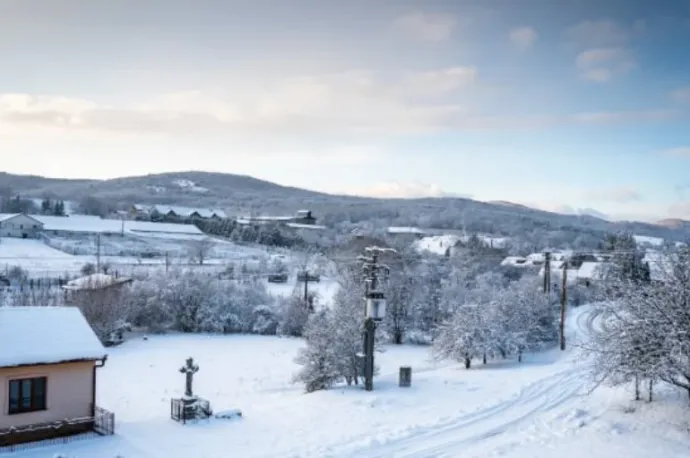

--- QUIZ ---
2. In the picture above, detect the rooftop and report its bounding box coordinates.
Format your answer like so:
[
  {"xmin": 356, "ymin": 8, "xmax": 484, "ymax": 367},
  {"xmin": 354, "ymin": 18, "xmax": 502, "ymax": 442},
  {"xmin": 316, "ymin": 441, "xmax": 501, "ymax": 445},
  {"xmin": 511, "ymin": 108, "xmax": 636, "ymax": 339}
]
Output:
[{"xmin": 0, "ymin": 306, "xmax": 106, "ymax": 368}]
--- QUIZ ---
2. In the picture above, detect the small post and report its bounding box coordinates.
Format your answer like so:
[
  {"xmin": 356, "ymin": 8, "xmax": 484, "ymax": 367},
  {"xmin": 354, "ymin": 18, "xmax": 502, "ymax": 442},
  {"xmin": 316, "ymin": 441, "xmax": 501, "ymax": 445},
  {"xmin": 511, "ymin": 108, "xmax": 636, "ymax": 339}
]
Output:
[{"xmin": 399, "ymin": 366, "xmax": 412, "ymax": 387}]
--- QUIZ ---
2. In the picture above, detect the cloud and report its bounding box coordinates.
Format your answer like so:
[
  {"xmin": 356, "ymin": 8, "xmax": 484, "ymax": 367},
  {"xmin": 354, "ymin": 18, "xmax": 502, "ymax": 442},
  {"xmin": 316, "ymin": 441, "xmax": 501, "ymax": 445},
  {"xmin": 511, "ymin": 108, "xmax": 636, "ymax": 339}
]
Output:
[
  {"xmin": 670, "ymin": 87, "xmax": 690, "ymax": 103},
  {"xmin": 0, "ymin": 70, "xmax": 680, "ymax": 138},
  {"xmin": 392, "ymin": 12, "xmax": 456, "ymax": 42},
  {"xmin": 344, "ymin": 182, "xmax": 470, "ymax": 199},
  {"xmin": 660, "ymin": 147, "xmax": 690, "ymax": 157},
  {"xmin": 583, "ymin": 186, "xmax": 643, "ymax": 203},
  {"xmin": 575, "ymin": 47, "xmax": 636, "ymax": 82},
  {"xmin": 509, "ymin": 26, "xmax": 538, "ymax": 50},
  {"xmin": 566, "ymin": 20, "xmax": 641, "ymax": 82},
  {"xmin": 400, "ymin": 66, "xmax": 478, "ymax": 97},
  {"xmin": 566, "ymin": 19, "xmax": 631, "ymax": 48}
]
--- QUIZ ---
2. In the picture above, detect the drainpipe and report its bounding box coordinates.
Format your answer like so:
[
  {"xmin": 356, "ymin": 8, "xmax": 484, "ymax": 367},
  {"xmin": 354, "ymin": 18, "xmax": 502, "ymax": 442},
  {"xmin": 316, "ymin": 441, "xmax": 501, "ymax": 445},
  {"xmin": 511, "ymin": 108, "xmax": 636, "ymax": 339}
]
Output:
[{"xmin": 92, "ymin": 356, "xmax": 108, "ymax": 417}]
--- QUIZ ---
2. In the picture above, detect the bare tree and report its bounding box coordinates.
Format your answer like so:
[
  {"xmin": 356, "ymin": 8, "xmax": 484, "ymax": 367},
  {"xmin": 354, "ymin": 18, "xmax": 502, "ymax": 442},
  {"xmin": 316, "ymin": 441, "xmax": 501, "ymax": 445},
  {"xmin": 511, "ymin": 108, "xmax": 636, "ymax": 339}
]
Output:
[{"xmin": 188, "ymin": 237, "xmax": 215, "ymax": 265}]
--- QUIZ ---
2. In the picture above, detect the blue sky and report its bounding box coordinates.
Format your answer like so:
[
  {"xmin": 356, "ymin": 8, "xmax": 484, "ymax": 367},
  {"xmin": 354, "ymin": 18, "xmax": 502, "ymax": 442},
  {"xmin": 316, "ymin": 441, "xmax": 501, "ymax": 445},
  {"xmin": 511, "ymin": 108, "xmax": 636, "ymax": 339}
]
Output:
[{"xmin": 1, "ymin": 0, "xmax": 690, "ymax": 221}]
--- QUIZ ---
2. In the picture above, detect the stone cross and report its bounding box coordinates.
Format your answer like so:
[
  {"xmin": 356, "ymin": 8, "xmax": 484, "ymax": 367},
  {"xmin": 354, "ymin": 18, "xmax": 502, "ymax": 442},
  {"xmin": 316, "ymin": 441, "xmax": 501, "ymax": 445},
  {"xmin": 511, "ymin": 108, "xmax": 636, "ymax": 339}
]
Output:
[{"xmin": 179, "ymin": 357, "xmax": 199, "ymax": 397}]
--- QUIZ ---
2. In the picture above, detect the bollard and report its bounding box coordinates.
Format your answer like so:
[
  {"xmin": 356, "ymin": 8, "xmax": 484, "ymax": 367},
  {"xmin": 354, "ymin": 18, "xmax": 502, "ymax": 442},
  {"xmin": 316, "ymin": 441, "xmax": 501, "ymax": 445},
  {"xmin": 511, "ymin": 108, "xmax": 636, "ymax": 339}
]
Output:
[{"xmin": 399, "ymin": 366, "xmax": 412, "ymax": 387}]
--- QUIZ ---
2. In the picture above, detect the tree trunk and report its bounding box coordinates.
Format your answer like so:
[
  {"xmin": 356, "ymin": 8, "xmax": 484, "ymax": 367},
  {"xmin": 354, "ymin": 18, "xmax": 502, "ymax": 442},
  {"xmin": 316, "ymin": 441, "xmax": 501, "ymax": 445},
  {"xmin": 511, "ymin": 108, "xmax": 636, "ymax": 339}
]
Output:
[
  {"xmin": 518, "ymin": 350, "xmax": 523, "ymax": 363},
  {"xmin": 464, "ymin": 357, "xmax": 471, "ymax": 369},
  {"xmin": 648, "ymin": 379, "xmax": 653, "ymax": 402},
  {"xmin": 634, "ymin": 375, "xmax": 640, "ymax": 401},
  {"xmin": 483, "ymin": 353, "xmax": 487, "ymax": 365},
  {"xmin": 394, "ymin": 330, "xmax": 403, "ymax": 345}
]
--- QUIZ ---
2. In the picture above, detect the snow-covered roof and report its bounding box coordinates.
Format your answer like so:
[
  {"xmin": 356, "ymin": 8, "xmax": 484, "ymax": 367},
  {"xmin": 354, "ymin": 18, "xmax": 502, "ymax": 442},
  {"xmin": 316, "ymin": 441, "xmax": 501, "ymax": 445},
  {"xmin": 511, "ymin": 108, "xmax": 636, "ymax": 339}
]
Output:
[
  {"xmin": 153, "ymin": 205, "xmax": 226, "ymax": 219},
  {"xmin": 0, "ymin": 213, "xmax": 43, "ymax": 224},
  {"xmin": 0, "ymin": 213, "xmax": 20, "ymax": 222},
  {"xmin": 286, "ymin": 223, "xmax": 326, "ymax": 230},
  {"xmin": 63, "ymin": 273, "xmax": 132, "ymax": 291},
  {"xmin": 34, "ymin": 214, "xmax": 203, "ymax": 235},
  {"xmin": 526, "ymin": 253, "xmax": 545, "ymax": 263},
  {"xmin": 577, "ymin": 262, "xmax": 607, "ymax": 280},
  {"xmin": 501, "ymin": 256, "xmax": 531, "ymax": 267},
  {"xmin": 388, "ymin": 226, "xmax": 426, "ymax": 234},
  {"xmin": 0, "ymin": 306, "xmax": 106, "ymax": 368}
]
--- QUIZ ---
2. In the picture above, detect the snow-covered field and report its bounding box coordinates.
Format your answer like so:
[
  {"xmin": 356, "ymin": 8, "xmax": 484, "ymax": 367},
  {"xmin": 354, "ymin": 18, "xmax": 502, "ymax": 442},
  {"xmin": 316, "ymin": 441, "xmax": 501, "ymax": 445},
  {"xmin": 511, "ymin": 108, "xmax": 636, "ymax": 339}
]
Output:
[
  {"xmin": 0, "ymin": 237, "xmax": 269, "ymax": 278},
  {"xmin": 5, "ymin": 305, "xmax": 689, "ymax": 458}
]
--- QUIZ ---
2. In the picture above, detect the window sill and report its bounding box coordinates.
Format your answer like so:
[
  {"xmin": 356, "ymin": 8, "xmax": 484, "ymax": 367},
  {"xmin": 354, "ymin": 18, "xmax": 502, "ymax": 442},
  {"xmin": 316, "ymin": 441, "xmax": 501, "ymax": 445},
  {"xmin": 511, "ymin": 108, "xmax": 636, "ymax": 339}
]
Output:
[{"xmin": 7, "ymin": 408, "xmax": 47, "ymax": 416}]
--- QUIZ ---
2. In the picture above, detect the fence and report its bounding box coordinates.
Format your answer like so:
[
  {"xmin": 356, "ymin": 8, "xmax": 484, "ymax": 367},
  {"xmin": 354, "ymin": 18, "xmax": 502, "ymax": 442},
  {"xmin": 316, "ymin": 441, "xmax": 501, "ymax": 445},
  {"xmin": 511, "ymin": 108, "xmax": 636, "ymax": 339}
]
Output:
[{"xmin": 0, "ymin": 406, "xmax": 115, "ymax": 454}]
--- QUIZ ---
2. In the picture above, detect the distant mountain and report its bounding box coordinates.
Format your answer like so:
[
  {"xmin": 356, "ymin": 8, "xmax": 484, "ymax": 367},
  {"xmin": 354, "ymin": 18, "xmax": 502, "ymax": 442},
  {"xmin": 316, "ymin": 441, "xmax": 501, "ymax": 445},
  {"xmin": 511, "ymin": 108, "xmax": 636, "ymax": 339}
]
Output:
[
  {"xmin": 656, "ymin": 218, "xmax": 690, "ymax": 231},
  {"xmin": 2, "ymin": 171, "xmax": 688, "ymax": 243}
]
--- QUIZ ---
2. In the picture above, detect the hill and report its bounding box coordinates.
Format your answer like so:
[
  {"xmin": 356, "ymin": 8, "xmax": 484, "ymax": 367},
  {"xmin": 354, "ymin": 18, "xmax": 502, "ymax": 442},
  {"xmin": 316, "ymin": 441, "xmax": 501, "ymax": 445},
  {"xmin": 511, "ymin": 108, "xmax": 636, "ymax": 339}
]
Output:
[{"xmin": 2, "ymin": 171, "xmax": 688, "ymax": 245}]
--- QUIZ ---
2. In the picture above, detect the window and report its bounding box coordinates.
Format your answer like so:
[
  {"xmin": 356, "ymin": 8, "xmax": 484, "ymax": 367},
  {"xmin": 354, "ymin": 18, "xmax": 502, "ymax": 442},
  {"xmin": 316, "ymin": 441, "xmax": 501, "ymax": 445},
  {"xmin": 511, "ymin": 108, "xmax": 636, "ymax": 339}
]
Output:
[{"xmin": 8, "ymin": 377, "xmax": 47, "ymax": 414}]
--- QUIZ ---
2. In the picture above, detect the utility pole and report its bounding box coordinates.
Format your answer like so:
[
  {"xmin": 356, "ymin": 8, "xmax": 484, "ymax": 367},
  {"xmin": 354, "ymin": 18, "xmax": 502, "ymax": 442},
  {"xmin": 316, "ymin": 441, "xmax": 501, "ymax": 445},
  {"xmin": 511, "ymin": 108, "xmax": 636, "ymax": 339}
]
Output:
[
  {"xmin": 358, "ymin": 246, "xmax": 394, "ymax": 392},
  {"xmin": 560, "ymin": 261, "xmax": 568, "ymax": 350},
  {"xmin": 96, "ymin": 233, "xmax": 101, "ymax": 272},
  {"xmin": 299, "ymin": 269, "xmax": 316, "ymax": 312},
  {"xmin": 543, "ymin": 251, "xmax": 551, "ymax": 294},
  {"xmin": 165, "ymin": 251, "xmax": 170, "ymax": 273}
]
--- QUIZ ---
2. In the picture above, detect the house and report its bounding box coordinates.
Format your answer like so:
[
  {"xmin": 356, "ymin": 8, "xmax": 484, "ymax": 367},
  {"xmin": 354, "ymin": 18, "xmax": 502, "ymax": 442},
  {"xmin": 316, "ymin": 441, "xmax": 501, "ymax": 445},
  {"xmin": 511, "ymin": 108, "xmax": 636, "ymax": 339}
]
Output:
[
  {"xmin": 576, "ymin": 261, "xmax": 608, "ymax": 286},
  {"xmin": 0, "ymin": 214, "xmax": 44, "ymax": 239},
  {"xmin": 294, "ymin": 210, "xmax": 316, "ymax": 225},
  {"xmin": 0, "ymin": 306, "xmax": 111, "ymax": 447}
]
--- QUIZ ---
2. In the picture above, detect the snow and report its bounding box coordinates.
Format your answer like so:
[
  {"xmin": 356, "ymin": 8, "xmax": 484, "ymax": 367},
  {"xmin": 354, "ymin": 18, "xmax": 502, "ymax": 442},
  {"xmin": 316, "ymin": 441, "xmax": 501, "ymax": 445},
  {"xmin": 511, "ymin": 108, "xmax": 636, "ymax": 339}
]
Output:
[
  {"xmin": 154, "ymin": 205, "xmax": 226, "ymax": 219},
  {"xmin": 387, "ymin": 227, "xmax": 426, "ymax": 235},
  {"xmin": 0, "ymin": 238, "xmax": 75, "ymax": 260},
  {"xmin": 62, "ymin": 273, "xmax": 131, "ymax": 291},
  {"xmin": 577, "ymin": 262, "xmax": 606, "ymax": 280},
  {"xmin": 415, "ymin": 234, "xmax": 461, "ymax": 255},
  {"xmin": 0, "ymin": 306, "xmax": 106, "ymax": 368},
  {"xmin": 0, "ymin": 213, "xmax": 22, "ymax": 223},
  {"xmin": 501, "ymin": 256, "xmax": 531, "ymax": 267},
  {"xmin": 7, "ymin": 305, "xmax": 689, "ymax": 457},
  {"xmin": 172, "ymin": 179, "xmax": 209, "ymax": 193},
  {"xmin": 285, "ymin": 223, "xmax": 326, "ymax": 230},
  {"xmin": 34, "ymin": 215, "xmax": 203, "ymax": 235},
  {"xmin": 633, "ymin": 235, "xmax": 665, "ymax": 247}
]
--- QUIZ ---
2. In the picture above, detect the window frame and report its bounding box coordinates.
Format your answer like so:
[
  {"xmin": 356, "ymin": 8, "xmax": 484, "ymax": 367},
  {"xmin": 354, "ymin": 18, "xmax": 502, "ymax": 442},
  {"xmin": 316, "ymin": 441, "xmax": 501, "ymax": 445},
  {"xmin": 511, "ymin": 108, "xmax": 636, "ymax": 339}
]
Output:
[{"xmin": 7, "ymin": 376, "xmax": 47, "ymax": 415}]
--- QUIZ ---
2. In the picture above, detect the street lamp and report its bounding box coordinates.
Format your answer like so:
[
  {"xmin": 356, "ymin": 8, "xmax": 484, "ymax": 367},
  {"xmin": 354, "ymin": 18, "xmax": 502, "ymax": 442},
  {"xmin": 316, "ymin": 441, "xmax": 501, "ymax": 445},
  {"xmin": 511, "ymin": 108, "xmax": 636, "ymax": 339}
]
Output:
[{"xmin": 366, "ymin": 291, "xmax": 386, "ymax": 321}]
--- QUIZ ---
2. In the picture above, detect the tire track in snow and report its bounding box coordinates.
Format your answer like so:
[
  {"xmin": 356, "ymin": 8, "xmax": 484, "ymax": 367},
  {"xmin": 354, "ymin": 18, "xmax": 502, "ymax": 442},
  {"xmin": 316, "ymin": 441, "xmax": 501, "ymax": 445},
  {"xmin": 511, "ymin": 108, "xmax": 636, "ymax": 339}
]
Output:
[
  {"xmin": 335, "ymin": 368, "xmax": 585, "ymax": 458},
  {"xmin": 325, "ymin": 306, "xmax": 601, "ymax": 458}
]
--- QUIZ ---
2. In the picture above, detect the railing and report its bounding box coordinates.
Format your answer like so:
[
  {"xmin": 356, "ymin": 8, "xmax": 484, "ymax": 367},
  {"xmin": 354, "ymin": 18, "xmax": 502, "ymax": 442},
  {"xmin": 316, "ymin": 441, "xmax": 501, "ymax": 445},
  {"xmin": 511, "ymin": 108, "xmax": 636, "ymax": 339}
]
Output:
[
  {"xmin": 94, "ymin": 406, "xmax": 115, "ymax": 436},
  {"xmin": 0, "ymin": 406, "xmax": 115, "ymax": 453},
  {"xmin": 171, "ymin": 397, "xmax": 212, "ymax": 424}
]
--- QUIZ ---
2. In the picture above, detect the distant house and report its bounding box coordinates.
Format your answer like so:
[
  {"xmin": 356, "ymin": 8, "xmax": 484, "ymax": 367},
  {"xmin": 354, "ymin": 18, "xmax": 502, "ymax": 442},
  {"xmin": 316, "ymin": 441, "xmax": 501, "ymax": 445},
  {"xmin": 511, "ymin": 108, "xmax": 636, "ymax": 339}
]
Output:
[
  {"xmin": 0, "ymin": 307, "xmax": 111, "ymax": 447},
  {"xmin": 576, "ymin": 262, "xmax": 608, "ymax": 286},
  {"xmin": 294, "ymin": 210, "xmax": 316, "ymax": 225},
  {"xmin": 387, "ymin": 227, "xmax": 427, "ymax": 239},
  {"xmin": 0, "ymin": 214, "xmax": 44, "ymax": 239}
]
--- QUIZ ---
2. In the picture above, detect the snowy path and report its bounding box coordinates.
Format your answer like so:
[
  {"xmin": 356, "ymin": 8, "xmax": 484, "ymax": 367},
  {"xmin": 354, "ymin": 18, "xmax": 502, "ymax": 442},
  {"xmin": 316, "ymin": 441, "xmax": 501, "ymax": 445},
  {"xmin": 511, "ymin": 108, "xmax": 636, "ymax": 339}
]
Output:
[
  {"xmin": 338, "ymin": 368, "xmax": 585, "ymax": 458},
  {"xmin": 327, "ymin": 305, "xmax": 599, "ymax": 458}
]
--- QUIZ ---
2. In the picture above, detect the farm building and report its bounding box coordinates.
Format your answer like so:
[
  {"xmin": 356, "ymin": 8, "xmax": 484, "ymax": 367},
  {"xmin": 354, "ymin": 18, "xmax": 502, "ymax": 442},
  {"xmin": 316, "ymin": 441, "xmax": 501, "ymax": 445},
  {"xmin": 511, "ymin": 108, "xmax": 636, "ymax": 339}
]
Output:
[
  {"xmin": 0, "ymin": 307, "xmax": 112, "ymax": 447},
  {"xmin": 0, "ymin": 214, "xmax": 44, "ymax": 239}
]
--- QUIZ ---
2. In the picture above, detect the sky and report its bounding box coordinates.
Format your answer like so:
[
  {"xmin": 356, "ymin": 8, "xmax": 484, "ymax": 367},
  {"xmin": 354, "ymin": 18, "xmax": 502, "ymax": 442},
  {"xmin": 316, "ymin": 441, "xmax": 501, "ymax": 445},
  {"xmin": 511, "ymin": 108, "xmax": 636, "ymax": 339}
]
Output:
[{"xmin": 1, "ymin": 0, "xmax": 690, "ymax": 222}]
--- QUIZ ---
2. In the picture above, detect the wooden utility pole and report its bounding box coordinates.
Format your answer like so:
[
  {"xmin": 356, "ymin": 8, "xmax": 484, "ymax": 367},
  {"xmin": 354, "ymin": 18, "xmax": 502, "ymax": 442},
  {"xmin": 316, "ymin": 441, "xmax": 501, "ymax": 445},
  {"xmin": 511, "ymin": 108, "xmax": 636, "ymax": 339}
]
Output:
[
  {"xmin": 165, "ymin": 251, "xmax": 170, "ymax": 273},
  {"xmin": 560, "ymin": 261, "xmax": 568, "ymax": 350},
  {"xmin": 300, "ymin": 270, "xmax": 316, "ymax": 312},
  {"xmin": 96, "ymin": 233, "xmax": 101, "ymax": 272},
  {"xmin": 543, "ymin": 251, "xmax": 551, "ymax": 294}
]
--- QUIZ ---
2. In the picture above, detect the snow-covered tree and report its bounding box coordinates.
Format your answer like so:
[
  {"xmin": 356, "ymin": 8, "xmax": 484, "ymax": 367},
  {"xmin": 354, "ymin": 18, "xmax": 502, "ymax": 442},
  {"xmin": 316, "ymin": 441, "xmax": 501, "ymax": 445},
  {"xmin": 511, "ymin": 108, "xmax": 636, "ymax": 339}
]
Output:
[
  {"xmin": 588, "ymin": 246, "xmax": 690, "ymax": 402},
  {"xmin": 293, "ymin": 311, "xmax": 341, "ymax": 393}
]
